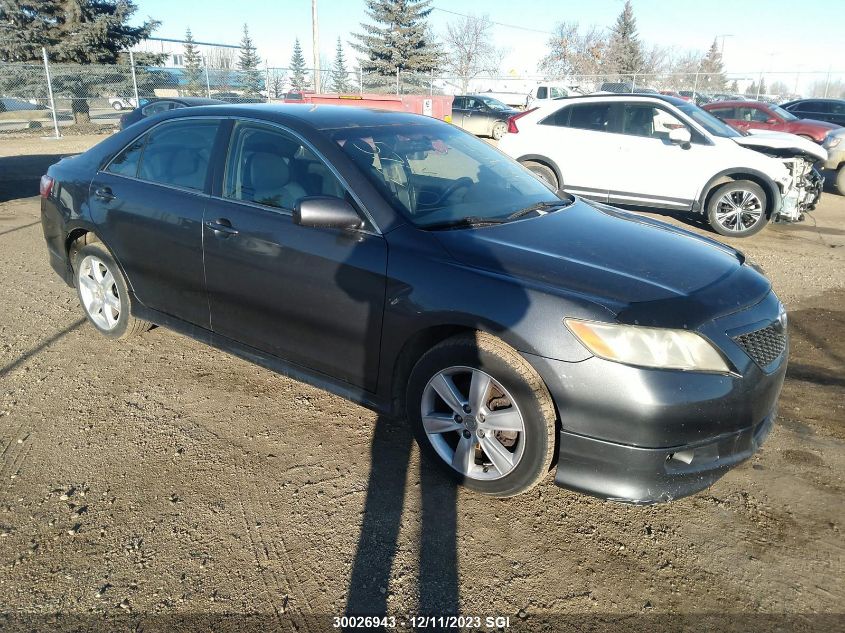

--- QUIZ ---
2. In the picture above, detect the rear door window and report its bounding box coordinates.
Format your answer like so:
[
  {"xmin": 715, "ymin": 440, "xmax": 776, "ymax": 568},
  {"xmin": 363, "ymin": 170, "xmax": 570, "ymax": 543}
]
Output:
[
  {"xmin": 621, "ymin": 104, "xmax": 687, "ymax": 139},
  {"xmin": 136, "ymin": 119, "xmax": 219, "ymax": 191},
  {"xmin": 106, "ymin": 136, "xmax": 146, "ymax": 177},
  {"xmin": 566, "ymin": 103, "xmax": 612, "ymax": 132},
  {"xmin": 708, "ymin": 107, "xmax": 736, "ymax": 119}
]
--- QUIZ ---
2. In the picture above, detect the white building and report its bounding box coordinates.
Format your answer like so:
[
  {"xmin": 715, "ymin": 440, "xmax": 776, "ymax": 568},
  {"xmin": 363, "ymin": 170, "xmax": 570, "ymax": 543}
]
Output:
[{"xmin": 131, "ymin": 36, "xmax": 239, "ymax": 69}]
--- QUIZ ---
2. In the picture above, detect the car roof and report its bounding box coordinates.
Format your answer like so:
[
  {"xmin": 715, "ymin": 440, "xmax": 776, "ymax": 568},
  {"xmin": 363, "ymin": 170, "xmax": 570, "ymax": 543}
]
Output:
[
  {"xmin": 157, "ymin": 103, "xmax": 447, "ymax": 130},
  {"xmin": 704, "ymin": 100, "xmax": 767, "ymax": 107},
  {"xmin": 783, "ymin": 98, "xmax": 845, "ymax": 104},
  {"xmin": 550, "ymin": 93, "xmax": 689, "ymax": 107}
]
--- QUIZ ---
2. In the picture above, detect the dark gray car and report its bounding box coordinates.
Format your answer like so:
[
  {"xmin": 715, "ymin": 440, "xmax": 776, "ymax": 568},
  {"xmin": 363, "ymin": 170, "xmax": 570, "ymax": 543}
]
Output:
[
  {"xmin": 40, "ymin": 104, "xmax": 786, "ymax": 503},
  {"xmin": 452, "ymin": 95, "xmax": 518, "ymax": 140}
]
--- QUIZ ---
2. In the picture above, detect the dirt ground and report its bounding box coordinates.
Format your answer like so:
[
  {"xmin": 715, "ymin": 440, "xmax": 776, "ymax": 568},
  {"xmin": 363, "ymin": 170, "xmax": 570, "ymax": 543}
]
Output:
[{"xmin": 0, "ymin": 134, "xmax": 843, "ymax": 632}]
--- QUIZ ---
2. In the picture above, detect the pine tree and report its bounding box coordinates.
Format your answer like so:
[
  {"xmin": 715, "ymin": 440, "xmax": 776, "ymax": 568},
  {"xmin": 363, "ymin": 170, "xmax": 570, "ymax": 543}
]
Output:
[
  {"xmin": 0, "ymin": 0, "xmax": 161, "ymax": 124},
  {"xmin": 183, "ymin": 28, "xmax": 204, "ymax": 96},
  {"xmin": 729, "ymin": 79, "xmax": 739, "ymax": 93},
  {"xmin": 290, "ymin": 38, "xmax": 309, "ymax": 91},
  {"xmin": 699, "ymin": 39, "xmax": 726, "ymax": 92},
  {"xmin": 605, "ymin": 0, "xmax": 643, "ymax": 82},
  {"xmin": 351, "ymin": 0, "xmax": 439, "ymax": 81},
  {"xmin": 332, "ymin": 37, "xmax": 350, "ymax": 93},
  {"xmin": 237, "ymin": 24, "xmax": 262, "ymax": 97}
]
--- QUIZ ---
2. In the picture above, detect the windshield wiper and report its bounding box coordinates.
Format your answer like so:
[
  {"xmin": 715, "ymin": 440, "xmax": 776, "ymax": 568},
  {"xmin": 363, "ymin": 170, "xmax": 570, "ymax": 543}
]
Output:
[
  {"xmin": 505, "ymin": 196, "xmax": 574, "ymax": 220},
  {"xmin": 424, "ymin": 216, "xmax": 508, "ymax": 230}
]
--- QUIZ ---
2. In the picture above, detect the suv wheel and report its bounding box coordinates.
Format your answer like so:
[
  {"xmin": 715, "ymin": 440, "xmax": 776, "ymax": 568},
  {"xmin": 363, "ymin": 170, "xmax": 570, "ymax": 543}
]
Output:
[
  {"xmin": 491, "ymin": 121, "xmax": 507, "ymax": 140},
  {"xmin": 706, "ymin": 180, "xmax": 768, "ymax": 237},
  {"xmin": 520, "ymin": 160, "xmax": 559, "ymax": 190},
  {"xmin": 406, "ymin": 333, "xmax": 556, "ymax": 497},
  {"xmin": 836, "ymin": 166, "xmax": 845, "ymax": 196},
  {"xmin": 73, "ymin": 242, "xmax": 150, "ymax": 339}
]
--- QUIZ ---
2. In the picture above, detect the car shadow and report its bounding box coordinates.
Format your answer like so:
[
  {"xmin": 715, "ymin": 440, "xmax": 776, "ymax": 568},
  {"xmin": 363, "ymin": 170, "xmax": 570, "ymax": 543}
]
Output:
[
  {"xmin": 0, "ymin": 153, "xmax": 76, "ymax": 203},
  {"xmin": 0, "ymin": 318, "xmax": 86, "ymax": 379}
]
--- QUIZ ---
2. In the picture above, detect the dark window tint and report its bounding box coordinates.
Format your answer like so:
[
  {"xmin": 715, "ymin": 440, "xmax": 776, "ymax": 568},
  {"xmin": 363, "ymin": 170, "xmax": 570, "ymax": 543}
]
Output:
[
  {"xmin": 829, "ymin": 102, "xmax": 845, "ymax": 115},
  {"xmin": 539, "ymin": 106, "xmax": 570, "ymax": 127},
  {"xmin": 106, "ymin": 136, "xmax": 146, "ymax": 177},
  {"xmin": 802, "ymin": 101, "xmax": 829, "ymax": 113},
  {"xmin": 141, "ymin": 101, "xmax": 177, "ymax": 116},
  {"xmin": 453, "ymin": 97, "xmax": 466, "ymax": 109},
  {"xmin": 567, "ymin": 103, "xmax": 612, "ymax": 131},
  {"xmin": 137, "ymin": 119, "xmax": 219, "ymax": 191},
  {"xmin": 708, "ymin": 107, "xmax": 735, "ymax": 119},
  {"xmin": 465, "ymin": 97, "xmax": 483, "ymax": 110},
  {"xmin": 536, "ymin": 86, "xmax": 548, "ymax": 99},
  {"xmin": 224, "ymin": 122, "xmax": 345, "ymax": 210}
]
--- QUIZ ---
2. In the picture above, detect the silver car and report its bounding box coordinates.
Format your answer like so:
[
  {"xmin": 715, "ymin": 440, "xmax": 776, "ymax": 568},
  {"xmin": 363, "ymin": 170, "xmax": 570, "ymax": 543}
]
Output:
[{"xmin": 451, "ymin": 95, "xmax": 518, "ymax": 140}]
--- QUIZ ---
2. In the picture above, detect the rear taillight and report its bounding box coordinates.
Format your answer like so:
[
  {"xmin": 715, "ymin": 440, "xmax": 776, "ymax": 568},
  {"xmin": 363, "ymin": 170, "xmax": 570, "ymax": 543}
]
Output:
[
  {"xmin": 39, "ymin": 174, "xmax": 54, "ymax": 198},
  {"xmin": 506, "ymin": 108, "xmax": 537, "ymax": 134}
]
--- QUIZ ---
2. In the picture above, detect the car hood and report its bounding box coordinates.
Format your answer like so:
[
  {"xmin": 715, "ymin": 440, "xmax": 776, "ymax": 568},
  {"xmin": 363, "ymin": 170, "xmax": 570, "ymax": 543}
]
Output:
[
  {"xmin": 433, "ymin": 200, "xmax": 771, "ymax": 329},
  {"xmin": 735, "ymin": 130, "xmax": 828, "ymax": 161}
]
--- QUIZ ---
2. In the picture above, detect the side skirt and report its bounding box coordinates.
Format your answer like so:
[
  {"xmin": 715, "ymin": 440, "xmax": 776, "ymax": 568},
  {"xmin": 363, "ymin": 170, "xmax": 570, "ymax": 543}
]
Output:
[{"xmin": 131, "ymin": 304, "xmax": 392, "ymax": 416}]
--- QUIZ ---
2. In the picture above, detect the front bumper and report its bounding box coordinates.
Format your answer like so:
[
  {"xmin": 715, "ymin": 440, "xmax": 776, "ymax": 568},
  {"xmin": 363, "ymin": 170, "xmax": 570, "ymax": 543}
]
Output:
[
  {"xmin": 525, "ymin": 291, "xmax": 788, "ymax": 504},
  {"xmin": 554, "ymin": 411, "xmax": 774, "ymax": 504}
]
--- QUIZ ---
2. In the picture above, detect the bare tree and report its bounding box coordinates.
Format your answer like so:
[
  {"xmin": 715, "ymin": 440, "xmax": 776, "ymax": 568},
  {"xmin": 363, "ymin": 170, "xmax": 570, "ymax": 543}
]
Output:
[
  {"xmin": 442, "ymin": 14, "xmax": 503, "ymax": 93},
  {"xmin": 539, "ymin": 22, "xmax": 607, "ymax": 80}
]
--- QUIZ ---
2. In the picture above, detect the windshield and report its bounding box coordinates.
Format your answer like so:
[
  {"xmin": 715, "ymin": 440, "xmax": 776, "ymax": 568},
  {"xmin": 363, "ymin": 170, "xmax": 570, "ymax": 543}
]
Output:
[
  {"xmin": 476, "ymin": 95, "xmax": 512, "ymax": 112},
  {"xmin": 770, "ymin": 104, "xmax": 798, "ymax": 121},
  {"xmin": 330, "ymin": 122, "xmax": 563, "ymax": 228},
  {"xmin": 676, "ymin": 102, "xmax": 742, "ymax": 138}
]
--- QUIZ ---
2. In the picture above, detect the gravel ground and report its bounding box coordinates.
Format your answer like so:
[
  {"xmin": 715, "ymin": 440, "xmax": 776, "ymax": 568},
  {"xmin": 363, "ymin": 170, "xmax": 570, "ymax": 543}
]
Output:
[{"xmin": 0, "ymin": 134, "xmax": 843, "ymax": 632}]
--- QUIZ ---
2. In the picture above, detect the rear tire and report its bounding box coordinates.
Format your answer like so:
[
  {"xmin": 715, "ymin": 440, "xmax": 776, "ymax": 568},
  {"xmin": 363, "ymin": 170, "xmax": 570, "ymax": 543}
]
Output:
[
  {"xmin": 521, "ymin": 160, "xmax": 559, "ymax": 190},
  {"xmin": 406, "ymin": 332, "xmax": 556, "ymax": 497},
  {"xmin": 491, "ymin": 121, "xmax": 507, "ymax": 140},
  {"xmin": 72, "ymin": 242, "xmax": 151, "ymax": 339},
  {"xmin": 706, "ymin": 180, "xmax": 769, "ymax": 237}
]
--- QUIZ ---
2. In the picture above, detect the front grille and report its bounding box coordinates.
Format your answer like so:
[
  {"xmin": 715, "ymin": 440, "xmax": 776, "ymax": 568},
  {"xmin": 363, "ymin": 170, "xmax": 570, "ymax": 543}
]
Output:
[{"xmin": 733, "ymin": 323, "xmax": 786, "ymax": 368}]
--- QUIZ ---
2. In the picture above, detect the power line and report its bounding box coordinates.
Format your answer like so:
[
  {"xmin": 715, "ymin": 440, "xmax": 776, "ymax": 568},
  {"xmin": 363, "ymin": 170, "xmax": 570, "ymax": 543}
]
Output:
[{"xmin": 430, "ymin": 6, "xmax": 554, "ymax": 36}]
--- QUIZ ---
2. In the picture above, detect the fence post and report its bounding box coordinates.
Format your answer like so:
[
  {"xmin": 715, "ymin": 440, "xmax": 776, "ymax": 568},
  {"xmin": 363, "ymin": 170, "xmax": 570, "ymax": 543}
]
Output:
[
  {"xmin": 129, "ymin": 50, "xmax": 140, "ymax": 107},
  {"xmin": 631, "ymin": 72, "xmax": 637, "ymax": 92},
  {"xmin": 692, "ymin": 71, "xmax": 699, "ymax": 101},
  {"xmin": 202, "ymin": 57, "xmax": 212, "ymax": 98},
  {"xmin": 41, "ymin": 47, "xmax": 61, "ymax": 139},
  {"xmin": 359, "ymin": 67, "xmax": 363, "ymax": 95},
  {"xmin": 430, "ymin": 69, "xmax": 434, "ymax": 96},
  {"xmin": 265, "ymin": 65, "xmax": 271, "ymax": 102},
  {"xmin": 824, "ymin": 66, "xmax": 831, "ymax": 98},
  {"xmin": 396, "ymin": 68, "xmax": 400, "ymax": 96}
]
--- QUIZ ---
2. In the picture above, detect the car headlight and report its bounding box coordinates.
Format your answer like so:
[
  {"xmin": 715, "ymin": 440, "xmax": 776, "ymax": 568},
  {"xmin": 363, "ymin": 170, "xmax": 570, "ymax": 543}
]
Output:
[
  {"xmin": 824, "ymin": 135, "xmax": 842, "ymax": 149},
  {"xmin": 565, "ymin": 318, "xmax": 731, "ymax": 373}
]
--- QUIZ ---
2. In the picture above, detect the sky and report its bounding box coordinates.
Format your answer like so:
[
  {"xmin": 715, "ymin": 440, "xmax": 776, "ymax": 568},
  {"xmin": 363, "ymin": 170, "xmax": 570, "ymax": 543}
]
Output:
[{"xmin": 130, "ymin": 0, "xmax": 843, "ymax": 82}]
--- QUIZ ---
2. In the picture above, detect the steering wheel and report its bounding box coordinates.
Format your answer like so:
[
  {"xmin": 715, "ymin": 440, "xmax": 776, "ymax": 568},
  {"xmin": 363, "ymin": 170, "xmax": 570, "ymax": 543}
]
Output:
[{"xmin": 428, "ymin": 177, "xmax": 473, "ymax": 208}]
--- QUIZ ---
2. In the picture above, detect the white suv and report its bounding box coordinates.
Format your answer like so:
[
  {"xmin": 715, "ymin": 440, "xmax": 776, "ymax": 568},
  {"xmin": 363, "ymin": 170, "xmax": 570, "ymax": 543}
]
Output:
[{"xmin": 499, "ymin": 94, "xmax": 826, "ymax": 237}]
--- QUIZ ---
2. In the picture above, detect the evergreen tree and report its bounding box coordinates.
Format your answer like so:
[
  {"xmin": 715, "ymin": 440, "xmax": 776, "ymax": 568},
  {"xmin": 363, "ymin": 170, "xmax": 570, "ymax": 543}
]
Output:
[
  {"xmin": 183, "ymin": 28, "xmax": 204, "ymax": 96},
  {"xmin": 332, "ymin": 37, "xmax": 350, "ymax": 93},
  {"xmin": 604, "ymin": 0, "xmax": 643, "ymax": 81},
  {"xmin": 729, "ymin": 79, "xmax": 739, "ymax": 92},
  {"xmin": 237, "ymin": 24, "xmax": 262, "ymax": 97},
  {"xmin": 0, "ymin": 0, "xmax": 161, "ymax": 123},
  {"xmin": 698, "ymin": 39, "xmax": 726, "ymax": 92},
  {"xmin": 290, "ymin": 38, "xmax": 309, "ymax": 91},
  {"xmin": 351, "ymin": 0, "xmax": 439, "ymax": 80},
  {"xmin": 758, "ymin": 76, "xmax": 767, "ymax": 96}
]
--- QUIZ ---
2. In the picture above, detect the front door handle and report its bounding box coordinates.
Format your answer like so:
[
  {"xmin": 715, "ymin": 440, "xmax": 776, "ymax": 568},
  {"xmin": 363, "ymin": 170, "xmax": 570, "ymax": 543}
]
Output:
[
  {"xmin": 205, "ymin": 218, "xmax": 239, "ymax": 236},
  {"xmin": 94, "ymin": 187, "xmax": 115, "ymax": 202}
]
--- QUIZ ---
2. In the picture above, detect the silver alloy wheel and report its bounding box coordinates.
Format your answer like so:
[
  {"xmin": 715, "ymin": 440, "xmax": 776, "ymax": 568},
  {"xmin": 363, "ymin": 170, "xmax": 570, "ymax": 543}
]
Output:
[
  {"xmin": 77, "ymin": 255, "xmax": 121, "ymax": 331},
  {"xmin": 420, "ymin": 366, "xmax": 526, "ymax": 481},
  {"xmin": 714, "ymin": 189, "xmax": 764, "ymax": 232}
]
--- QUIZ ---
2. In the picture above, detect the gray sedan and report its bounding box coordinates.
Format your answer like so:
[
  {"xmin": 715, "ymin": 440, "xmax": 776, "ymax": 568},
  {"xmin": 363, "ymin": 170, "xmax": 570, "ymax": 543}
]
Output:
[{"xmin": 451, "ymin": 95, "xmax": 518, "ymax": 140}]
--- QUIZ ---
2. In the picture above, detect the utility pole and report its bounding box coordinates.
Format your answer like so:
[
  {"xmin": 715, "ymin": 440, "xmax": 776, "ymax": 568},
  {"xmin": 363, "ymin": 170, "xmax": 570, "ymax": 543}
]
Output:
[{"xmin": 312, "ymin": 0, "xmax": 320, "ymax": 93}]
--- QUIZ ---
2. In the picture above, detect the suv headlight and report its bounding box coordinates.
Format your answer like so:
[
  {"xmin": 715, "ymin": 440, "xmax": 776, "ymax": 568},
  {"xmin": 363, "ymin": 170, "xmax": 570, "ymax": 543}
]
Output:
[
  {"xmin": 565, "ymin": 319, "xmax": 731, "ymax": 373},
  {"xmin": 824, "ymin": 134, "xmax": 842, "ymax": 149}
]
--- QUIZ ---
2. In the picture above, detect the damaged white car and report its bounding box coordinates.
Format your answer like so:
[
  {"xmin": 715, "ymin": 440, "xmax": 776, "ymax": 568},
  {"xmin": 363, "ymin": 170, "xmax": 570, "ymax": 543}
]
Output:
[{"xmin": 498, "ymin": 94, "xmax": 826, "ymax": 237}]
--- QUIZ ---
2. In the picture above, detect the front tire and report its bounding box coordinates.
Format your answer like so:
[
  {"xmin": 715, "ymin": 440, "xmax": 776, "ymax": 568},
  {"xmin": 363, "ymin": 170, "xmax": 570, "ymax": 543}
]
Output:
[
  {"xmin": 406, "ymin": 333, "xmax": 556, "ymax": 497},
  {"xmin": 520, "ymin": 160, "xmax": 559, "ymax": 190},
  {"xmin": 706, "ymin": 180, "xmax": 769, "ymax": 237},
  {"xmin": 836, "ymin": 166, "xmax": 845, "ymax": 196},
  {"xmin": 73, "ymin": 242, "xmax": 150, "ymax": 339}
]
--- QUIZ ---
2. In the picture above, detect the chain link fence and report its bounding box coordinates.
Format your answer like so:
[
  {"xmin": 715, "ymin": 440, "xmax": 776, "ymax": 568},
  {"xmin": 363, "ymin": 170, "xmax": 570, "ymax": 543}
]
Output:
[{"xmin": 1, "ymin": 55, "xmax": 843, "ymax": 136}]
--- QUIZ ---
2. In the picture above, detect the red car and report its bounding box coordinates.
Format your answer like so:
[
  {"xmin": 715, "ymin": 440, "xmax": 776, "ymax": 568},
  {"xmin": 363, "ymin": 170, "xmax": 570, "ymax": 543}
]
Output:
[{"xmin": 703, "ymin": 100, "xmax": 841, "ymax": 144}]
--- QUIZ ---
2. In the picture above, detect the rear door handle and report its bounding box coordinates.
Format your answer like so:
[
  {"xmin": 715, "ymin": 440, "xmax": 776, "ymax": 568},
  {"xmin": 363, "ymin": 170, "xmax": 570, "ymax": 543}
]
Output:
[
  {"xmin": 94, "ymin": 187, "xmax": 115, "ymax": 201},
  {"xmin": 205, "ymin": 218, "xmax": 239, "ymax": 236}
]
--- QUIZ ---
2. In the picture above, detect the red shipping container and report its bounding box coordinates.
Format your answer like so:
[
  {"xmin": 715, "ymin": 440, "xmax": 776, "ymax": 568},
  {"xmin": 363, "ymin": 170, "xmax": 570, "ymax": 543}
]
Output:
[{"xmin": 298, "ymin": 93, "xmax": 454, "ymax": 122}]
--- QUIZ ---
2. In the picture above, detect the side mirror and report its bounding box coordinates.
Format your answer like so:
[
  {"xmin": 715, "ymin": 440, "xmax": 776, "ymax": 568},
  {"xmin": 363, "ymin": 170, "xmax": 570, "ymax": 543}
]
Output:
[
  {"xmin": 294, "ymin": 196, "xmax": 364, "ymax": 230},
  {"xmin": 668, "ymin": 127, "xmax": 692, "ymax": 145}
]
